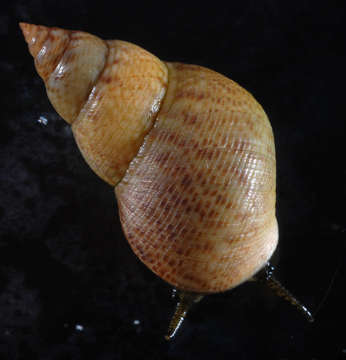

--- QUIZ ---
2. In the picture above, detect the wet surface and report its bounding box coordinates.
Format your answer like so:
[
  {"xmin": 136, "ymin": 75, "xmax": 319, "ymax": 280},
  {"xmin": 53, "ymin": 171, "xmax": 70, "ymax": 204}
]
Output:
[{"xmin": 1, "ymin": 1, "xmax": 346, "ymax": 359}]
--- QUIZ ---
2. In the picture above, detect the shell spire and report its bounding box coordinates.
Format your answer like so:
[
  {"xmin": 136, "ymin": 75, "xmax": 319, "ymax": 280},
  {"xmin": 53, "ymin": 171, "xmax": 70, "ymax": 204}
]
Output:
[
  {"xmin": 20, "ymin": 23, "xmax": 168, "ymax": 186},
  {"xmin": 20, "ymin": 22, "xmax": 50, "ymax": 58},
  {"xmin": 19, "ymin": 22, "xmax": 107, "ymax": 123},
  {"xmin": 20, "ymin": 23, "xmax": 72, "ymax": 83}
]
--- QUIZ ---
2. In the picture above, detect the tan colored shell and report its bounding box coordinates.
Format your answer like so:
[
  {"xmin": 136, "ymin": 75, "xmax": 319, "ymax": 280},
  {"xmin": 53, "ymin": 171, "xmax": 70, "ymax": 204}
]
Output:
[
  {"xmin": 20, "ymin": 23, "xmax": 168, "ymax": 185},
  {"xmin": 21, "ymin": 23, "xmax": 278, "ymax": 294}
]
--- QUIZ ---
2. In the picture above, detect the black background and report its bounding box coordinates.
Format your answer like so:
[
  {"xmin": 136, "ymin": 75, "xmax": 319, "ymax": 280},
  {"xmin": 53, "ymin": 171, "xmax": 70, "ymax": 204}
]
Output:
[{"xmin": 1, "ymin": 1, "xmax": 346, "ymax": 359}]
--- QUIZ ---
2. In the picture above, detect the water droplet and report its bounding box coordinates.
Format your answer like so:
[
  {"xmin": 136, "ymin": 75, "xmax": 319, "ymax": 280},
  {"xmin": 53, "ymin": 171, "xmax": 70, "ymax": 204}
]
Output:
[
  {"xmin": 75, "ymin": 324, "xmax": 84, "ymax": 331},
  {"xmin": 133, "ymin": 319, "xmax": 140, "ymax": 325},
  {"xmin": 38, "ymin": 116, "xmax": 48, "ymax": 125}
]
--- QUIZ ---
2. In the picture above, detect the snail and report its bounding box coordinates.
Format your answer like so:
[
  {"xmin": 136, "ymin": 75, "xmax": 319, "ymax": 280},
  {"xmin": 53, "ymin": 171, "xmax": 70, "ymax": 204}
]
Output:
[{"xmin": 20, "ymin": 23, "xmax": 313, "ymax": 339}]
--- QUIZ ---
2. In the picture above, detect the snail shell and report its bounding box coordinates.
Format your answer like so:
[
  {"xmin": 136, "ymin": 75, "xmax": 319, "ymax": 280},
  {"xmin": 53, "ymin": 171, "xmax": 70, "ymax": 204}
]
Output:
[{"xmin": 20, "ymin": 23, "xmax": 278, "ymax": 294}]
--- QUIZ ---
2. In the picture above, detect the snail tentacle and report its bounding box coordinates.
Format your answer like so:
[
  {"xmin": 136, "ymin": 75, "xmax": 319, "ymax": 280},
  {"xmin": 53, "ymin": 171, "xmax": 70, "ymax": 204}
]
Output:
[
  {"xmin": 165, "ymin": 290, "xmax": 204, "ymax": 340},
  {"xmin": 255, "ymin": 263, "xmax": 314, "ymax": 322}
]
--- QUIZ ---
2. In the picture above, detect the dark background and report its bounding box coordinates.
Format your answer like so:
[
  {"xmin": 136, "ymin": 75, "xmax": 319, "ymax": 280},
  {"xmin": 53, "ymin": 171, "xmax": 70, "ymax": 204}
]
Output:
[{"xmin": 1, "ymin": 1, "xmax": 345, "ymax": 359}]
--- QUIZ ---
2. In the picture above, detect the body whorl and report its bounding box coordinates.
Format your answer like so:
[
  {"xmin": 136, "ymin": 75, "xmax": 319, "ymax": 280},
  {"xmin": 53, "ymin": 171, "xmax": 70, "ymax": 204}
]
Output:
[{"xmin": 116, "ymin": 63, "xmax": 278, "ymax": 293}]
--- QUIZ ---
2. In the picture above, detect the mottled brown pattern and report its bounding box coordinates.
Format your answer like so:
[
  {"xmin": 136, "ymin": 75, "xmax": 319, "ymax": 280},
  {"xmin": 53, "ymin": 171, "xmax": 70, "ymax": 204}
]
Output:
[{"xmin": 116, "ymin": 63, "xmax": 277, "ymax": 293}]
